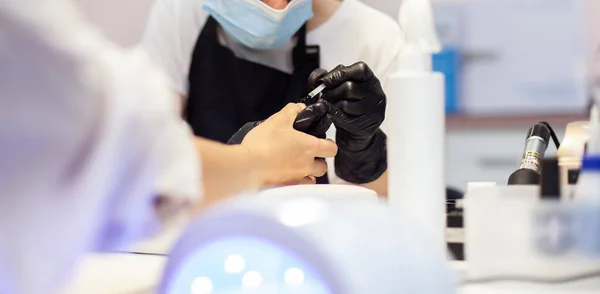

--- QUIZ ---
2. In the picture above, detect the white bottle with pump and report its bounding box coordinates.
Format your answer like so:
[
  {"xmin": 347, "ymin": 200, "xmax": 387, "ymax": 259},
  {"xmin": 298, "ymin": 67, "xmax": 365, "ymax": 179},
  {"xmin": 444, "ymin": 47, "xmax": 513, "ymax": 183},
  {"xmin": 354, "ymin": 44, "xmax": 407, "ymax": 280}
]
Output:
[
  {"xmin": 387, "ymin": 0, "xmax": 447, "ymax": 255},
  {"xmin": 575, "ymin": 87, "xmax": 600, "ymax": 203}
]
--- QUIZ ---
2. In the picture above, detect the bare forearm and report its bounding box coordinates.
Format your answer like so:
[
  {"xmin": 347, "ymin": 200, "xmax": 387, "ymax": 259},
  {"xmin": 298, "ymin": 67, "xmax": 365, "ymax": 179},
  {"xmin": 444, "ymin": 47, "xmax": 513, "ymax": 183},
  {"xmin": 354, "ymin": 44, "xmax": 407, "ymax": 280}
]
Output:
[
  {"xmin": 193, "ymin": 138, "xmax": 263, "ymax": 210},
  {"xmin": 360, "ymin": 170, "xmax": 388, "ymax": 197},
  {"xmin": 180, "ymin": 93, "xmax": 262, "ymax": 208}
]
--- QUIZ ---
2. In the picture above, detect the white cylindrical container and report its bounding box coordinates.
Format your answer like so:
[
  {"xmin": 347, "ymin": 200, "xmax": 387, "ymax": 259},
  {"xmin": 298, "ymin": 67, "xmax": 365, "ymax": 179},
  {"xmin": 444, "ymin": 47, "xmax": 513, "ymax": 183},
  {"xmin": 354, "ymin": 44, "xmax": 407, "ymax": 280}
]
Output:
[
  {"xmin": 387, "ymin": 0, "xmax": 447, "ymax": 255},
  {"xmin": 387, "ymin": 66, "xmax": 446, "ymax": 253}
]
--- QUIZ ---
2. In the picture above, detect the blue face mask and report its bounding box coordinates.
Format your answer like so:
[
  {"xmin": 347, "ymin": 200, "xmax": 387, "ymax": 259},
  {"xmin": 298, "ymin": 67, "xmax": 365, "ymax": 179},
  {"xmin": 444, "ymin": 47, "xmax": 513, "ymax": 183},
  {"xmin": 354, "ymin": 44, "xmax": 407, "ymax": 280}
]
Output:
[{"xmin": 203, "ymin": 0, "xmax": 313, "ymax": 50}]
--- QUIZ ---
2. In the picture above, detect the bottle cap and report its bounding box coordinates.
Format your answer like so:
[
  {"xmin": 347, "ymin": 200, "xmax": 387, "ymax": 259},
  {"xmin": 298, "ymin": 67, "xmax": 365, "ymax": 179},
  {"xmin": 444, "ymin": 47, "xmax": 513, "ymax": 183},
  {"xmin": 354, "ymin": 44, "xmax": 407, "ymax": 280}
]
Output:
[
  {"xmin": 397, "ymin": 0, "xmax": 441, "ymax": 72},
  {"xmin": 398, "ymin": 0, "xmax": 441, "ymax": 54},
  {"xmin": 529, "ymin": 123, "xmax": 551, "ymax": 142},
  {"xmin": 397, "ymin": 47, "xmax": 432, "ymax": 72}
]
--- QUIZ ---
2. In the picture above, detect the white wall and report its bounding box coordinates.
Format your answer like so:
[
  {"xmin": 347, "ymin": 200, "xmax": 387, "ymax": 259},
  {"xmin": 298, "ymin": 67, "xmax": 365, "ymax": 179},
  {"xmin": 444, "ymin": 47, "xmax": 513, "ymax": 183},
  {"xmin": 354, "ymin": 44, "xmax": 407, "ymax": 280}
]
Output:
[
  {"xmin": 587, "ymin": 0, "xmax": 600, "ymax": 84},
  {"xmin": 77, "ymin": 0, "xmax": 600, "ymax": 76},
  {"xmin": 361, "ymin": 0, "xmax": 469, "ymax": 20},
  {"xmin": 77, "ymin": 0, "xmax": 155, "ymax": 47}
]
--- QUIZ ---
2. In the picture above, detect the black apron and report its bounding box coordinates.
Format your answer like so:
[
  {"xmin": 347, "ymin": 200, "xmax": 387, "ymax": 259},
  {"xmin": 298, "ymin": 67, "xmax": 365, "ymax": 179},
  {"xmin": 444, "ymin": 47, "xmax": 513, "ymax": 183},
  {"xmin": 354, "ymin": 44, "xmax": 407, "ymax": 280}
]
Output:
[{"xmin": 185, "ymin": 17, "xmax": 328, "ymax": 184}]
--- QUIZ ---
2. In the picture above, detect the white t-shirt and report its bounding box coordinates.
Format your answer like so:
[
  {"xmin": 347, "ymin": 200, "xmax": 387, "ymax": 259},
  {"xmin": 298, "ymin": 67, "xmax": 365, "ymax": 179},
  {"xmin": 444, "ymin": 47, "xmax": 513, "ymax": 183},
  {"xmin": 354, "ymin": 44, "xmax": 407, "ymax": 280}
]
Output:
[
  {"xmin": 140, "ymin": 0, "xmax": 404, "ymax": 183},
  {"xmin": 0, "ymin": 1, "xmax": 200, "ymax": 293}
]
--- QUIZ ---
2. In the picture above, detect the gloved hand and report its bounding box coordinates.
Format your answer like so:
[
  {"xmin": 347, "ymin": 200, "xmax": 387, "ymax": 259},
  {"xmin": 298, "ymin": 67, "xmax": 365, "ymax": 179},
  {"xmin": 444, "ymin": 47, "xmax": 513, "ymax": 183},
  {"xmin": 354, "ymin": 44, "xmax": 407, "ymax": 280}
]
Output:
[
  {"xmin": 309, "ymin": 61, "xmax": 387, "ymax": 184},
  {"xmin": 227, "ymin": 103, "xmax": 332, "ymax": 144},
  {"xmin": 291, "ymin": 101, "xmax": 332, "ymax": 139}
]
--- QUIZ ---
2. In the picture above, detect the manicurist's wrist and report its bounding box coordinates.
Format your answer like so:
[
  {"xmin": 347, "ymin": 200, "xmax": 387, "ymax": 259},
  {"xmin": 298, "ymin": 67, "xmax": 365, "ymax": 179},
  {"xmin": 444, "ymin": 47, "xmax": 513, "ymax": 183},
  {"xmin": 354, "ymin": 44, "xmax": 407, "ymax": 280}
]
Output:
[
  {"xmin": 334, "ymin": 129, "xmax": 387, "ymax": 184},
  {"xmin": 336, "ymin": 130, "xmax": 377, "ymax": 153}
]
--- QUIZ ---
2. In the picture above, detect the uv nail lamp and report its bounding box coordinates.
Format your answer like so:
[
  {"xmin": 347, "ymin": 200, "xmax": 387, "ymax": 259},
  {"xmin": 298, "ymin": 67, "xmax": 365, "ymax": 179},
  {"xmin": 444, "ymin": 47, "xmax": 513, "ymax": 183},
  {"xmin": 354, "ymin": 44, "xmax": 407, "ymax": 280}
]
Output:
[{"xmin": 159, "ymin": 193, "xmax": 456, "ymax": 294}]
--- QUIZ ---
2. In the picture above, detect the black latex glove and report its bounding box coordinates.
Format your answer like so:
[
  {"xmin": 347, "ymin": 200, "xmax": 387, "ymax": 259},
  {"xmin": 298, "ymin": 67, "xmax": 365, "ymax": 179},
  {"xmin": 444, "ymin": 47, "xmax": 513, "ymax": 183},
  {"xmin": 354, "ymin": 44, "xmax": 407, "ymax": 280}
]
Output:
[
  {"xmin": 226, "ymin": 103, "xmax": 332, "ymax": 144},
  {"xmin": 309, "ymin": 62, "xmax": 387, "ymax": 184},
  {"xmin": 227, "ymin": 120, "xmax": 263, "ymax": 144},
  {"xmin": 292, "ymin": 101, "xmax": 332, "ymax": 139}
]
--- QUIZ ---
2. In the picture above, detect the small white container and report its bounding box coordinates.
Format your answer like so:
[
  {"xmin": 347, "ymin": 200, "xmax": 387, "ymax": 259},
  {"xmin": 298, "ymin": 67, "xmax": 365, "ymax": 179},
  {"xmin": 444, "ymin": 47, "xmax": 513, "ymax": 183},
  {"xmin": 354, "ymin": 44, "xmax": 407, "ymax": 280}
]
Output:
[
  {"xmin": 557, "ymin": 121, "xmax": 589, "ymax": 199},
  {"xmin": 464, "ymin": 185, "xmax": 600, "ymax": 281}
]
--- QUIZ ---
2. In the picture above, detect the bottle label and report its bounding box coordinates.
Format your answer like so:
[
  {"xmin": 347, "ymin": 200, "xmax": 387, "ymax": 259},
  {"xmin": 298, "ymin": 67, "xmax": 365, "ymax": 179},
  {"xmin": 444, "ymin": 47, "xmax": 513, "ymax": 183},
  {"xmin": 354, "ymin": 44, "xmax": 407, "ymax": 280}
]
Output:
[
  {"xmin": 520, "ymin": 152, "xmax": 542, "ymax": 172},
  {"xmin": 534, "ymin": 209, "xmax": 574, "ymax": 256}
]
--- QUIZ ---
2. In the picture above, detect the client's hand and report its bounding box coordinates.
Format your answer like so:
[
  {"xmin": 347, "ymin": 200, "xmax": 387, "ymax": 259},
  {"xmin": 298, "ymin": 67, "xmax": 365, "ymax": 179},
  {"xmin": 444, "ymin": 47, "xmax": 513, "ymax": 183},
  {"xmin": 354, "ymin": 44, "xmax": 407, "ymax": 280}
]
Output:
[
  {"xmin": 241, "ymin": 103, "xmax": 338, "ymax": 186},
  {"xmin": 227, "ymin": 103, "xmax": 332, "ymax": 144}
]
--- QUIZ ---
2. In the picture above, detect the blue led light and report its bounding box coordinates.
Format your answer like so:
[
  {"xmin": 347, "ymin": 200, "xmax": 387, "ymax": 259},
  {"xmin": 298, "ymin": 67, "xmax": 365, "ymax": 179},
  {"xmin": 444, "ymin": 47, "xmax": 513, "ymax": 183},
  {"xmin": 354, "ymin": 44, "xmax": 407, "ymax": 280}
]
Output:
[{"xmin": 165, "ymin": 235, "xmax": 332, "ymax": 294}]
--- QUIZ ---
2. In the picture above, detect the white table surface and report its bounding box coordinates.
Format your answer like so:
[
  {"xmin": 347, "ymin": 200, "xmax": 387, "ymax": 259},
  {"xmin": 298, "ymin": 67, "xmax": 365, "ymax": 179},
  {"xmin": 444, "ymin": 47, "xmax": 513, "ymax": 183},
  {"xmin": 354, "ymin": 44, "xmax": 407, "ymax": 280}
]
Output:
[
  {"xmin": 64, "ymin": 253, "xmax": 166, "ymax": 294},
  {"xmin": 63, "ymin": 254, "xmax": 600, "ymax": 294},
  {"xmin": 64, "ymin": 216, "xmax": 600, "ymax": 293}
]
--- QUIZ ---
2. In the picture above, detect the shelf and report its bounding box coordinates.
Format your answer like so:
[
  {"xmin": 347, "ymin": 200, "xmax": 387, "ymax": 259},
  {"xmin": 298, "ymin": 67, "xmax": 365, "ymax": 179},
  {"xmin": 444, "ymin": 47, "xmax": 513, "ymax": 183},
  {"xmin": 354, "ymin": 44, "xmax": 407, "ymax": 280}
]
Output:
[{"xmin": 446, "ymin": 113, "xmax": 588, "ymax": 130}]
